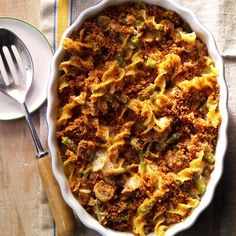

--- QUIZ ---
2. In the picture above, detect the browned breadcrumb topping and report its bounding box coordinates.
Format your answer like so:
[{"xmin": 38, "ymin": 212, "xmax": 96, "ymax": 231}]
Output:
[{"xmin": 56, "ymin": 2, "xmax": 221, "ymax": 236}]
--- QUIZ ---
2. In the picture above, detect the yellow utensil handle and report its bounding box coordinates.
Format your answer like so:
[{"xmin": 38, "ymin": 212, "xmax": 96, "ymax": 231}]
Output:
[{"xmin": 38, "ymin": 155, "xmax": 78, "ymax": 236}]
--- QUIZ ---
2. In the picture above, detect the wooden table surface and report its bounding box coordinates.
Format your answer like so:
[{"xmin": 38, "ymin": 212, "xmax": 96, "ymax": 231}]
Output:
[
  {"xmin": 0, "ymin": 1, "xmax": 235, "ymax": 236},
  {"xmin": 0, "ymin": 1, "xmax": 43, "ymax": 236}
]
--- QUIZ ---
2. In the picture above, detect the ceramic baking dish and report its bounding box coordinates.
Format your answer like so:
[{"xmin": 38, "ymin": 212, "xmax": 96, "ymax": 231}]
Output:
[{"xmin": 47, "ymin": 0, "xmax": 228, "ymax": 235}]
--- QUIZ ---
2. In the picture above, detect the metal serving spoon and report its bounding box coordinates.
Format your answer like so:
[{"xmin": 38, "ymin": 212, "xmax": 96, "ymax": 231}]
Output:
[
  {"xmin": 0, "ymin": 28, "xmax": 47, "ymax": 157},
  {"xmin": 0, "ymin": 28, "xmax": 78, "ymax": 235}
]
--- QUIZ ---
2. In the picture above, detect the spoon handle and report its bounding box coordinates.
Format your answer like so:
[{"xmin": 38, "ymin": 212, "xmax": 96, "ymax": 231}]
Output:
[
  {"xmin": 38, "ymin": 154, "xmax": 78, "ymax": 236},
  {"xmin": 21, "ymin": 102, "xmax": 47, "ymax": 158},
  {"xmin": 20, "ymin": 102, "xmax": 78, "ymax": 235}
]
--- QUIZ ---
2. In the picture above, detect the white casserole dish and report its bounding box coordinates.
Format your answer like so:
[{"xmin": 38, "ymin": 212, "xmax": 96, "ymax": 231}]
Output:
[{"xmin": 46, "ymin": 0, "xmax": 228, "ymax": 235}]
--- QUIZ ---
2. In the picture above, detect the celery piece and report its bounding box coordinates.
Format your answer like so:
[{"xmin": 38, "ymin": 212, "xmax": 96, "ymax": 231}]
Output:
[
  {"xmin": 61, "ymin": 136, "xmax": 77, "ymax": 150},
  {"xmin": 196, "ymin": 180, "xmax": 206, "ymax": 196},
  {"xmin": 145, "ymin": 58, "xmax": 156, "ymax": 68},
  {"xmin": 93, "ymin": 202, "xmax": 108, "ymax": 224},
  {"xmin": 137, "ymin": 198, "xmax": 156, "ymax": 215},
  {"xmin": 83, "ymin": 165, "xmax": 92, "ymax": 178},
  {"xmin": 131, "ymin": 36, "xmax": 140, "ymax": 47},
  {"xmin": 117, "ymin": 54, "xmax": 124, "ymax": 67},
  {"xmin": 61, "ymin": 136, "xmax": 71, "ymax": 145},
  {"xmin": 168, "ymin": 132, "xmax": 180, "ymax": 144},
  {"xmin": 204, "ymin": 152, "xmax": 215, "ymax": 164},
  {"xmin": 138, "ymin": 150, "xmax": 147, "ymax": 175}
]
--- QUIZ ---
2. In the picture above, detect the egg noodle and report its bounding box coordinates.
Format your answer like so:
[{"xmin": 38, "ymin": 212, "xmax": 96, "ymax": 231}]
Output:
[{"xmin": 56, "ymin": 2, "xmax": 221, "ymax": 235}]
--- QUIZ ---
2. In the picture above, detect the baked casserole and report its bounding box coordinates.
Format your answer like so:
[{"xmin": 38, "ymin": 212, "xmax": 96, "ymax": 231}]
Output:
[{"xmin": 55, "ymin": 2, "xmax": 221, "ymax": 235}]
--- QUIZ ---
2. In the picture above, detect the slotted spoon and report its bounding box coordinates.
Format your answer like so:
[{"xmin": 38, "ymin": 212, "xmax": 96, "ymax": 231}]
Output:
[
  {"xmin": 0, "ymin": 28, "xmax": 78, "ymax": 235},
  {"xmin": 0, "ymin": 28, "xmax": 47, "ymax": 157}
]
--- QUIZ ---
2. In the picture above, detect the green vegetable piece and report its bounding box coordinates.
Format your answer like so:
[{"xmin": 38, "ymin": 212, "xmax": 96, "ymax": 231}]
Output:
[
  {"xmin": 137, "ymin": 149, "xmax": 147, "ymax": 174},
  {"xmin": 170, "ymin": 132, "xmax": 179, "ymax": 141},
  {"xmin": 137, "ymin": 198, "xmax": 156, "ymax": 215},
  {"xmin": 83, "ymin": 165, "xmax": 92, "ymax": 178},
  {"xmin": 150, "ymin": 91, "xmax": 158, "ymax": 100},
  {"xmin": 61, "ymin": 136, "xmax": 71, "ymax": 145},
  {"xmin": 117, "ymin": 54, "xmax": 124, "ymax": 67},
  {"xmin": 61, "ymin": 136, "xmax": 77, "ymax": 151},
  {"xmin": 138, "ymin": 150, "xmax": 145, "ymax": 162},
  {"xmin": 131, "ymin": 138, "xmax": 145, "ymax": 152},
  {"xmin": 202, "ymin": 166, "xmax": 211, "ymax": 177},
  {"xmin": 94, "ymin": 202, "xmax": 108, "ymax": 224},
  {"xmin": 144, "ymin": 142, "xmax": 152, "ymax": 157},
  {"xmin": 139, "ymin": 153, "xmax": 147, "ymax": 174},
  {"xmin": 196, "ymin": 180, "xmax": 206, "ymax": 196},
  {"xmin": 204, "ymin": 152, "xmax": 215, "ymax": 164},
  {"xmin": 144, "ymin": 148, "xmax": 150, "ymax": 158},
  {"xmin": 192, "ymin": 194, "xmax": 200, "ymax": 200},
  {"xmin": 131, "ymin": 36, "xmax": 140, "ymax": 47},
  {"xmin": 136, "ymin": 20, "xmax": 145, "ymax": 26},
  {"xmin": 145, "ymin": 58, "xmax": 156, "ymax": 68}
]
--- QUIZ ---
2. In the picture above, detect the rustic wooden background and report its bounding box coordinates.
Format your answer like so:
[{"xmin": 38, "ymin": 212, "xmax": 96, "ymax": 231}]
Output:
[
  {"xmin": 0, "ymin": 1, "xmax": 44, "ymax": 236},
  {"xmin": 0, "ymin": 0, "xmax": 235, "ymax": 236}
]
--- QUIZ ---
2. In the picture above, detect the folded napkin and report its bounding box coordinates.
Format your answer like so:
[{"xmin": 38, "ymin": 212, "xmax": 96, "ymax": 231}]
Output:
[
  {"xmin": 41, "ymin": 0, "xmax": 101, "ymax": 51},
  {"xmin": 175, "ymin": 0, "xmax": 236, "ymax": 58},
  {"xmin": 39, "ymin": 0, "xmax": 235, "ymax": 235}
]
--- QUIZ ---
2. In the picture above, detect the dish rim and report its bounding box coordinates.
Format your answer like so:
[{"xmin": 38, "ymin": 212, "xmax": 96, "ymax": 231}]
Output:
[{"xmin": 46, "ymin": 0, "xmax": 228, "ymax": 235}]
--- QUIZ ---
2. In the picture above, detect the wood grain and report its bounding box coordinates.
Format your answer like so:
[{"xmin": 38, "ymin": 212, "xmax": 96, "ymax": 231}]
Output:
[
  {"xmin": 0, "ymin": 1, "xmax": 44, "ymax": 236},
  {"xmin": 0, "ymin": 0, "xmax": 40, "ymax": 26},
  {"xmin": 0, "ymin": 116, "xmax": 42, "ymax": 236}
]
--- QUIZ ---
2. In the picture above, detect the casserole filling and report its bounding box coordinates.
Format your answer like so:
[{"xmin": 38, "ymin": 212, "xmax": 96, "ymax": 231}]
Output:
[{"xmin": 56, "ymin": 2, "xmax": 221, "ymax": 235}]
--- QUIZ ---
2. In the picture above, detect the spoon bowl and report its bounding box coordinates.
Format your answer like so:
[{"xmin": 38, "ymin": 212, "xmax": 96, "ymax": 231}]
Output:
[
  {"xmin": 0, "ymin": 28, "xmax": 33, "ymax": 103},
  {"xmin": 0, "ymin": 28, "xmax": 46, "ymax": 157}
]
